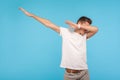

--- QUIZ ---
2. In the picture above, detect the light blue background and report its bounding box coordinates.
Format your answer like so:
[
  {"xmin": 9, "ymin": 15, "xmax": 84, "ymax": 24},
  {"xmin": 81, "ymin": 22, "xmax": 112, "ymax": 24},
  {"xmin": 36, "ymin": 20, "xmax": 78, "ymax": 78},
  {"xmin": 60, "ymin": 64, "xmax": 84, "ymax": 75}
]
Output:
[{"xmin": 0, "ymin": 0, "xmax": 120, "ymax": 80}]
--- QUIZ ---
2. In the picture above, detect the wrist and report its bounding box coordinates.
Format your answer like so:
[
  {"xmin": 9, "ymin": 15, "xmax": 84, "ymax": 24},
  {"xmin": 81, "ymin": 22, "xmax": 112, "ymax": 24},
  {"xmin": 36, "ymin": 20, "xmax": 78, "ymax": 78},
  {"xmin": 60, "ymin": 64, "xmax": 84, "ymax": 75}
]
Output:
[{"xmin": 77, "ymin": 24, "xmax": 81, "ymax": 29}]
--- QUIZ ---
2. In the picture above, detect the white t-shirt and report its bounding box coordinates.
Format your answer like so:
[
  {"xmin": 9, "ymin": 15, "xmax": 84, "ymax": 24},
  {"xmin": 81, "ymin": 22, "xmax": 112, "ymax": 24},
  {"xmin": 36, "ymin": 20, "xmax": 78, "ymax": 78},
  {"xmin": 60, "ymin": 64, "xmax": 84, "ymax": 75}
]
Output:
[{"xmin": 60, "ymin": 27, "xmax": 88, "ymax": 70}]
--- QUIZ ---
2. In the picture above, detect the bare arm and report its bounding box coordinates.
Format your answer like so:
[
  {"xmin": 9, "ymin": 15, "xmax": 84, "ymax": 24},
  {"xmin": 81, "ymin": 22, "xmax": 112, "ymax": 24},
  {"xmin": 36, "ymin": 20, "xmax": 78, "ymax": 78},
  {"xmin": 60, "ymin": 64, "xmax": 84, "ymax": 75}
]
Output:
[
  {"xmin": 65, "ymin": 20, "xmax": 79, "ymax": 29},
  {"xmin": 81, "ymin": 24, "xmax": 98, "ymax": 39},
  {"xmin": 65, "ymin": 20, "xmax": 98, "ymax": 39},
  {"xmin": 19, "ymin": 8, "xmax": 60, "ymax": 33}
]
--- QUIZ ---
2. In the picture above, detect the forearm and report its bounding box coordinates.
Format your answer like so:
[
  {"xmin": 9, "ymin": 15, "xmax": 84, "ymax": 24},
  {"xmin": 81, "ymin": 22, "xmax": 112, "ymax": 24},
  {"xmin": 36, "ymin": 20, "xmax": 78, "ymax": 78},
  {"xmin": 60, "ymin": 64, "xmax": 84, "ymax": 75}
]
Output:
[
  {"xmin": 19, "ymin": 7, "xmax": 54, "ymax": 28},
  {"xmin": 65, "ymin": 21, "xmax": 79, "ymax": 29},
  {"xmin": 31, "ymin": 14, "xmax": 60, "ymax": 32},
  {"xmin": 19, "ymin": 7, "xmax": 60, "ymax": 33},
  {"xmin": 31, "ymin": 14, "xmax": 54, "ymax": 28},
  {"xmin": 81, "ymin": 25, "xmax": 98, "ymax": 32}
]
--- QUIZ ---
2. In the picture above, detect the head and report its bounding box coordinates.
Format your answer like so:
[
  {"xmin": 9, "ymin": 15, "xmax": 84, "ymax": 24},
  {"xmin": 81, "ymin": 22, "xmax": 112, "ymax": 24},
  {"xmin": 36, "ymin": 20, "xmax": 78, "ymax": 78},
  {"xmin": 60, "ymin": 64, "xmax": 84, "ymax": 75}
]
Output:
[
  {"xmin": 77, "ymin": 16, "xmax": 92, "ymax": 26},
  {"xmin": 75, "ymin": 16, "xmax": 92, "ymax": 34}
]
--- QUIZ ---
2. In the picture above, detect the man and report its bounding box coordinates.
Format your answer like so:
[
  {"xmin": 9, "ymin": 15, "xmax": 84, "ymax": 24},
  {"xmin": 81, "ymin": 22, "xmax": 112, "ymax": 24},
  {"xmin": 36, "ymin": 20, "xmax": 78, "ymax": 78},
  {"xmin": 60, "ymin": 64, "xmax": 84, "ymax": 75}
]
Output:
[{"xmin": 19, "ymin": 7, "xmax": 98, "ymax": 80}]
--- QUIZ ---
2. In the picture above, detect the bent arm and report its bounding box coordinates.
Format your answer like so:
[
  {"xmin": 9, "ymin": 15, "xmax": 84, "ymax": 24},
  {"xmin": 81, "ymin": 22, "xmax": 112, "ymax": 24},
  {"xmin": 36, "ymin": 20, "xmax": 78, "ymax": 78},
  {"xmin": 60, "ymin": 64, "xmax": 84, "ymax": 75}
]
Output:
[
  {"xmin": 65, "ymin": 20, "xmax": 79, "ymax": 29},
  {"xmin": 65, "ymin": 20, "xmax": 98, "ymax": 39},
  {"xmin": 81, "ymin": 25, "xmax": 98, "ymax": 39},
  {"xmin": 19, "ymin": 8, "xmax": 60, "ymax": 33}
]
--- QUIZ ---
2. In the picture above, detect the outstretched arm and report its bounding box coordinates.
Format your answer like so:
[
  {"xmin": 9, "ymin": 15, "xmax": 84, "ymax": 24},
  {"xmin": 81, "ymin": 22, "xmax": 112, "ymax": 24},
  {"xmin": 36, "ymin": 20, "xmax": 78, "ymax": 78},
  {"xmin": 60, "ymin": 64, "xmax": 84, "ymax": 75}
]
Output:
[{"xmin": 19, "ymin": 8, "xmax": 60, "ymax": 33}]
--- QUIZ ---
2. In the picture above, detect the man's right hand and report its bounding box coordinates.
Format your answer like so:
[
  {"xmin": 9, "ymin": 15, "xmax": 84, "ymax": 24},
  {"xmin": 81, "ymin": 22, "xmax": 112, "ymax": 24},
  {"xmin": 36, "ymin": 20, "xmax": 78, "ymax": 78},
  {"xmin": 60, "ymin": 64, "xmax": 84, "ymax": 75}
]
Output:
[{"xmin": 19, "ymin": 8, "xmax": 33, "ymax": 17}]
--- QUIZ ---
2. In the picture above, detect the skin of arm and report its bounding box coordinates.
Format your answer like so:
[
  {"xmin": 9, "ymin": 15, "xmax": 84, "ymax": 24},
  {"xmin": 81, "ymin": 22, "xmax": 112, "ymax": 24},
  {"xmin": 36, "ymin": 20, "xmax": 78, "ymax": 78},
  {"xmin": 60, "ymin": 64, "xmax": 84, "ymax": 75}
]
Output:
[
  {"xmin": 19, "ymin": 8, "xmax": 60, "ymax": 33},
  {"xmin": 65, "ymin": 20, "xmax": 98, "ymax": 39},
  {"xmin": 65, "ymin": 20, "xmax": 79, "ymax": 29},
  {"xmin": 80, "ymin": 23, "xmax": 98, "ymax": 39}
]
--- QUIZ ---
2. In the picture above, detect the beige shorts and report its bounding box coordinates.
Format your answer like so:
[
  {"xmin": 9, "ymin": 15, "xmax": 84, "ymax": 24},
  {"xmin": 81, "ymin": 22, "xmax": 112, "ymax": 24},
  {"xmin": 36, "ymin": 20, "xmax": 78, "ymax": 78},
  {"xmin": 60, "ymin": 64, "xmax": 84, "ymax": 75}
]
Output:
[{"xmin": 64, "ymin": 69, "xmax": 90, "ymax": 80}]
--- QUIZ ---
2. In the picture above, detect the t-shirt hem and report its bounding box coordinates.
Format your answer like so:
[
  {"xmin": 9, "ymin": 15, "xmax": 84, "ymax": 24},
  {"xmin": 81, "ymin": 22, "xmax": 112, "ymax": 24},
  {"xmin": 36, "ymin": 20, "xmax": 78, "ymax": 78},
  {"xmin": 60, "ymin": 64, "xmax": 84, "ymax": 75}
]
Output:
[{"xmin": 60, "ymin": 65, "xmax": 88, "ymax": 70}]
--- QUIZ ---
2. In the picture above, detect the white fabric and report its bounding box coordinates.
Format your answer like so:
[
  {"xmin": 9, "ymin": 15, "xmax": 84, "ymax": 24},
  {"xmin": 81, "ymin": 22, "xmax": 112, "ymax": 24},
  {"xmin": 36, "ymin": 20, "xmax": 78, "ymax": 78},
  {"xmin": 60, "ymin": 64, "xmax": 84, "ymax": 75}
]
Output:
[{"xmin": 60, "ymin": 27, "xmax": 88, "ymax": 70}]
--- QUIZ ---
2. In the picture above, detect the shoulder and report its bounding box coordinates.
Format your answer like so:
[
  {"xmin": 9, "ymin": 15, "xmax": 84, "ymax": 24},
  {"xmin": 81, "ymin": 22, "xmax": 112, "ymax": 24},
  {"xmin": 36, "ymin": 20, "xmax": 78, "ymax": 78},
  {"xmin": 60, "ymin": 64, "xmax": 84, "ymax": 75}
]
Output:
[
  {"xmin": 60, "ymin": 27, "xmax": 69, "ymax": 32},
  {"xmin": 60, "ymin": 27, "xmax": 71, "ymax": 36}
]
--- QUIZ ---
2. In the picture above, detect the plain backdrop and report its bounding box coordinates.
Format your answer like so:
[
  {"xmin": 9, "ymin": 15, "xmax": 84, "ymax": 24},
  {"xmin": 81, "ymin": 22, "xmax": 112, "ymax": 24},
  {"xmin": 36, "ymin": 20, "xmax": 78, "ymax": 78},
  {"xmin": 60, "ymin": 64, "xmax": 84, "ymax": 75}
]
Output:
[{"xmin": 0, "ymin": 0, "xmax": 120, "ymax": 80}]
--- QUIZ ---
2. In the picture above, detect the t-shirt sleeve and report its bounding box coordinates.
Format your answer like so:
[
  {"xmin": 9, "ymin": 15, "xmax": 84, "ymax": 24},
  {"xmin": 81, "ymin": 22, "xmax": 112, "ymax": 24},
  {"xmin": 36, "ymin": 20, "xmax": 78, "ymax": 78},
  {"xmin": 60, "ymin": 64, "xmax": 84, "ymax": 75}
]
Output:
[{"xmin": 59, "ymin": 27, "xmax": 69, "ymax": 37}]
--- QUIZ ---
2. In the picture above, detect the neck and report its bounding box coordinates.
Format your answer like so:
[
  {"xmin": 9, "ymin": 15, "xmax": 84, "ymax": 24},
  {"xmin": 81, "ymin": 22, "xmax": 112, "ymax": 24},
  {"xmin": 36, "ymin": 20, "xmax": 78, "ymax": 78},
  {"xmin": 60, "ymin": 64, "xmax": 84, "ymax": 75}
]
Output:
[{"xmin": 74, "ymin": 29, "xmax": 86, "ymax": 36}]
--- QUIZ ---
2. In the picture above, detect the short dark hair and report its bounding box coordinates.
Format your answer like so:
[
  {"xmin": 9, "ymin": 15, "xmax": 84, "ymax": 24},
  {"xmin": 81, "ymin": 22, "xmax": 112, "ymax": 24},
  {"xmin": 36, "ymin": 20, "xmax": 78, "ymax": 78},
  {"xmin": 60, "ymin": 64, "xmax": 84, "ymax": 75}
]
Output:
[{"xmin": 77, "ymin": 16, "xmax": 92, "ymax": 24}]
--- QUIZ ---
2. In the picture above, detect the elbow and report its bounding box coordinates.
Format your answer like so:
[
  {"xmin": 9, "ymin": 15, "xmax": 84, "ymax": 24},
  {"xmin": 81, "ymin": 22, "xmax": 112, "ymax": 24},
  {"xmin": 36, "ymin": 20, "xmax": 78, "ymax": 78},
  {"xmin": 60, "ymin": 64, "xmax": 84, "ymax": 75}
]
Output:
[
  {"xmin": 94, "ymin": 27, "xmax": 98, "ymax": 33},
  {"xmin": 96, "ymin": 27, "xmax": 99, "ymax": 32},
  {"xmin": 44, "ymin": 20, "xmax": 52, "ymax": 27}
]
